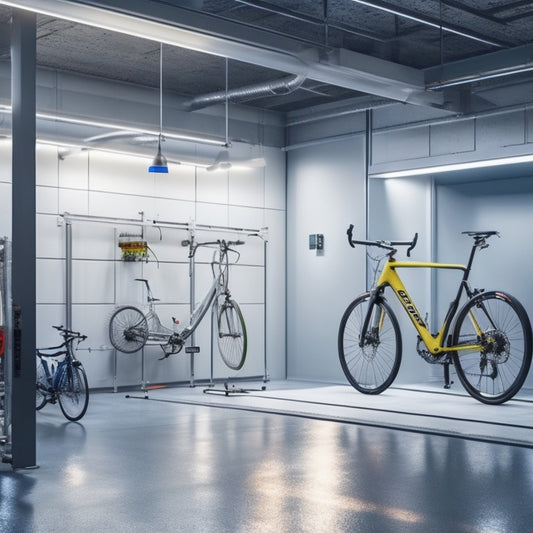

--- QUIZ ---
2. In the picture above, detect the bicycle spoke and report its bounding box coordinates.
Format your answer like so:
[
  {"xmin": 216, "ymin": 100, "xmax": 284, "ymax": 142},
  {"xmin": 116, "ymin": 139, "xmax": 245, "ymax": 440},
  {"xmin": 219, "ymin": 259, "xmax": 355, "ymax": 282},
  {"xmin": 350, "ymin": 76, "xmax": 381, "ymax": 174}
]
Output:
[
  {"xmin": 58, "ymin": 364, "xmax": 89, "ymax": 421},
  {"xmin": 453, "ymin": 292, "xmax": 532, "ymax": 404},
  {"xmin": 217, "ymin": 299, "xmax": 247, "ymax": 370},
  {"xmin": 109, "ymin": 306, "xmax": 149, "ymax": 353},
  {"xmin": 339, "ymin": 294, "xmax": 401, "ymax": 394}
]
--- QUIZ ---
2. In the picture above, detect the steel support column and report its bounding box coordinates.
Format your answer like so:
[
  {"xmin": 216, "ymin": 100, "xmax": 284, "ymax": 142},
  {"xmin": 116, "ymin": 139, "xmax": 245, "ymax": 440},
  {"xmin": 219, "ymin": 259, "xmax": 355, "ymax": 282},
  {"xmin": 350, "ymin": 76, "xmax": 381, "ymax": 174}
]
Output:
[{"xmin": 11, "ymin": 9, "xmax": 37, "ymax": 469}]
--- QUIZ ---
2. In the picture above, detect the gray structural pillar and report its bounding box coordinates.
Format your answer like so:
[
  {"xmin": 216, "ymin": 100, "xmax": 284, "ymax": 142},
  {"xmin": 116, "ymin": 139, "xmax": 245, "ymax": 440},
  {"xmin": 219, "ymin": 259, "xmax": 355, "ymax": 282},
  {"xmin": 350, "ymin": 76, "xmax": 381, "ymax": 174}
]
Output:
[{"xmin": 11, "ymin": 9, "xmax": 37, "ymax": 469}]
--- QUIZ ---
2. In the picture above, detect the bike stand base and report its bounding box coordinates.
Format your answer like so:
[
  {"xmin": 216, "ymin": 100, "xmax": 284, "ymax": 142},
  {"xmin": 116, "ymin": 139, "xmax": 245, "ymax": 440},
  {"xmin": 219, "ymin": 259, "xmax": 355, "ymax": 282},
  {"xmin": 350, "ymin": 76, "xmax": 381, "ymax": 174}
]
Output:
[{"xmin": 203, "ymin": 381, "xmax": 267, "ymax": 396}]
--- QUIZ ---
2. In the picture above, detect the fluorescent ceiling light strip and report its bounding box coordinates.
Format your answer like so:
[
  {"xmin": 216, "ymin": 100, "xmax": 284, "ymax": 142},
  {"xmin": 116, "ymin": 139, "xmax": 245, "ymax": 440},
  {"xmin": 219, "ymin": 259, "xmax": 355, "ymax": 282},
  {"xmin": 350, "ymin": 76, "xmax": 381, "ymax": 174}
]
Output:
[
  {"xmin": 25, "ymin": 138, "xmax": 209, "ymax": 168},
  {"xmin": 0, "ymin": 105, "xmax": 225, "ymax": 146},
  {"xmin": 372, "ymin": 154, "xmax": 533, "ymax": 178},
  {"xmin": 351, "ymin": 0, "xmax": 503, "ymax": 48}
]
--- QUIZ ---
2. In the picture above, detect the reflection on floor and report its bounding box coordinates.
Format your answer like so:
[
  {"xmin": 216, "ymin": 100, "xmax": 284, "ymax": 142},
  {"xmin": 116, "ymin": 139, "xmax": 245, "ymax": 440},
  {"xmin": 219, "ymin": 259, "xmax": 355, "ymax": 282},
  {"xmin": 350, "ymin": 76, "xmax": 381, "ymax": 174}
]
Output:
[{"xmin": 1, "ymin": 380, "xmax": 533, "ymax": 532}]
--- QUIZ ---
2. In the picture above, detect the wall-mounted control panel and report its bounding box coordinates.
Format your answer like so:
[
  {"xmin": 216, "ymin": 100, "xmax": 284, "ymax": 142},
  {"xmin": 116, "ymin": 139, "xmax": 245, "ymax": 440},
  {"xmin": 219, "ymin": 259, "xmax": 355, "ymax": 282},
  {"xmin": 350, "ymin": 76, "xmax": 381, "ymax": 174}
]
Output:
[{"xmin": 309, "ymin": 233, "xmax": 324, "ymax": 255}]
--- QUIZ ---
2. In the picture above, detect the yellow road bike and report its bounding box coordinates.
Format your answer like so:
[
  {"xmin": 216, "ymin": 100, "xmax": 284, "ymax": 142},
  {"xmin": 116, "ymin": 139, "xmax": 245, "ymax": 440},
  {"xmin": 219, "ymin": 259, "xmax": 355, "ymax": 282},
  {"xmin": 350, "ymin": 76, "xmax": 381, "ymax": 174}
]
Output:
[{"xmin": 338, "ymin": 225, "xmax": 532, "ymax": 404}]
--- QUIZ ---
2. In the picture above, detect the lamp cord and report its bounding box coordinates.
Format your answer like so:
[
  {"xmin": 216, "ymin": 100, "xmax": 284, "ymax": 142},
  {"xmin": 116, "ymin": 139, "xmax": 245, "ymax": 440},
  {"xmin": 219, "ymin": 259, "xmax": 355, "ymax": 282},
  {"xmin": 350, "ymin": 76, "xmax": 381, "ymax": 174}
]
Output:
[
  {"xmin": 225, "ymin": 57, "xmax": 229, "ymax": 147},
  {"xmin": 159, "ymin": 43, "xmax": 163, "ymax": 138}
]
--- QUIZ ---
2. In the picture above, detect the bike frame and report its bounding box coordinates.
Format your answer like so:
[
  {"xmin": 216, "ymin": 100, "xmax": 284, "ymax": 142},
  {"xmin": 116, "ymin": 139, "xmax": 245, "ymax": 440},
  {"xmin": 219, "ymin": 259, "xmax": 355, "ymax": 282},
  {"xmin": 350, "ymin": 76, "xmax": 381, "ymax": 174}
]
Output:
[
  {"xmin": 364, "ymin": 243, "xmax": 487, "ymax": 356},
  {"xmin": 36, "ymin": 335, "xmax": 81, "ymax": 396},
  {"xmin": 141, "ymin": 244, "xmax": 232, "ymax": 346}
]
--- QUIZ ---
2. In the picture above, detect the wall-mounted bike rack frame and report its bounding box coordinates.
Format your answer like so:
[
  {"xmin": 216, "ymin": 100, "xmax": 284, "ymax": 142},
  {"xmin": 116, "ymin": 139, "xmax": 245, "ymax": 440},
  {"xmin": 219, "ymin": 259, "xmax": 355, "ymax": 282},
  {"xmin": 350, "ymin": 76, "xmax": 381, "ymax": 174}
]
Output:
[{"xmin": 61, "ymin": 212, "xmax": 269, "ymax": 391}]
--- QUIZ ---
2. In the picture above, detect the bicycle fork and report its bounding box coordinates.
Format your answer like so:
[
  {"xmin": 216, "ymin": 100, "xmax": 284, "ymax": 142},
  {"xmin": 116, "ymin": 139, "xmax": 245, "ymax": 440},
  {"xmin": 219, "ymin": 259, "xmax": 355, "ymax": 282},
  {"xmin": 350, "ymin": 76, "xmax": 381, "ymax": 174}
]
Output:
[{"xmin": 359, "ymin": 291, "xmax": 385, "ymax": 348}]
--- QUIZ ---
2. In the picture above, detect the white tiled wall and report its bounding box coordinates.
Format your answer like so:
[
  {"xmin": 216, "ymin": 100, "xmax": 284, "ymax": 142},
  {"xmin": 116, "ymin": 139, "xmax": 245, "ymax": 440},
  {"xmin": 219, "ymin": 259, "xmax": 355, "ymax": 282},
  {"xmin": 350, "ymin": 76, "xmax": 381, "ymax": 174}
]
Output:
[{"xmin": 2, "ymin": 142, "xmax": 286, "ymax": 389}]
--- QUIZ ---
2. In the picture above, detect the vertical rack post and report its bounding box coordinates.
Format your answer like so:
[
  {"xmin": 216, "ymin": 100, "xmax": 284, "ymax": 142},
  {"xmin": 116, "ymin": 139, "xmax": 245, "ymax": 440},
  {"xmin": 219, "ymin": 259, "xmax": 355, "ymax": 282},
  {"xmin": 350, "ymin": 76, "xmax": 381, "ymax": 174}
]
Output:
[
  {"xmin": 65, "ymin": 220, "xmax": 73, "ymax": 330},
  {"xmin": 1, "ymin": 239, "xmax": 13, "ymax": 463},
  {"xmin": 263, "ymin": 236, "xmax": 268, "ymax": 383},
  {"xmin": 188, "ymin": 224, "xmax": 196, "ymax": 387},
  {"xmin": 112, "ymin": 227, "xmax": 118, "ymax": 393}
]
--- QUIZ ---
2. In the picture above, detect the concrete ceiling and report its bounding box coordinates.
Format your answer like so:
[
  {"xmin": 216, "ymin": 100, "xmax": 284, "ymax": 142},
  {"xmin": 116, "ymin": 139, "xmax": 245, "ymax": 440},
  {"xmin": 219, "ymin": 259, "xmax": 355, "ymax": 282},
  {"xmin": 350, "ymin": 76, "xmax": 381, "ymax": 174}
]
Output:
[{"xmin": 2, "ymin": 0, "xmax": 533, "ymax": 117}]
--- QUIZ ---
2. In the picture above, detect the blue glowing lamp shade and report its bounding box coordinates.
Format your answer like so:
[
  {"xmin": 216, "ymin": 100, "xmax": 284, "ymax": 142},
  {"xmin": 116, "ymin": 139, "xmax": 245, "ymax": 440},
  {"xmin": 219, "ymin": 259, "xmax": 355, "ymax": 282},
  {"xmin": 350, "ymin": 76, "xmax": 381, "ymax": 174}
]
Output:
[{"xmin": 148, "ymin": 138, "xmax": 168, "ymax": 173}]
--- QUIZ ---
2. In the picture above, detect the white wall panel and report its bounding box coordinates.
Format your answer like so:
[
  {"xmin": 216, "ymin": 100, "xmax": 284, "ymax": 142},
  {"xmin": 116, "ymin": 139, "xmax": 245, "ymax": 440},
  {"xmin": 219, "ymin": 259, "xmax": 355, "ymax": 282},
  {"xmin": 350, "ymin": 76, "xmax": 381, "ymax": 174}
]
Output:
[
  {"xmin": 36, "ymin": 185, "xmax": 58, "ymax": 214},
  {"xmin": 71, "ymin": 222, "xmax": 117, "ymax": 260},
  {"xmin": 36, "ymin": 259, "xmax": 65, "ymax": 304},
  {"xmin": 264, "ymin": 146, "xmax": 285, "ymax": 210},
  {"xmin": 196, "ymin": 169, "xmax": 229, "ymax": 205},
  {"xmin": 88, "ymin": 190, "xmax": 154, "ymax": 219},
  {"xmin": 72, "ymin": 260, "xmax": 115, "ymax": 304},
  {"xmin": 287, "ymin": 135, "xmax": 366, "ymax": 382},
  {"xmin": 36, "ymin": 214, "xmax": 64, "ymax": 259},
  {"xmin": 142, "ymin": 262, "xmax": 190, "ymax": 304},
  {"xmin": 0, "ymin": 142, "xmax": 11, "ymax": 183},
  {"xmin": 228, "ymin": 265, "xmax": 264, "ymax": 304},
  {"xmin": 153, "ymin": 197, "xmax": 195, "ymax": 222},
  {"xmin": 59, "ymin": 187, "xmax": 89, "ymax": 215},
  {"xmin": 229, "ymin": 167, "xmax": 264, "ymax": 208},
  {"xmin": 58, "ymin": 151, "xmax": 88, "ymax": 190},
  {"xmin": 36, "ymin": 145, "xmax": 59, "ymax": 187},
  {"xmin": 153, "ymin": 164, "xmax": 195, "ymax": 201},
  {"xmin": 0, "ymin": 182, "xmax": 12, "ymax": 237},
  {"xmin": 36, "ymin": 304, "xmax": 65, "ymax": 345},
  {"xmin": 228, "ymin": 205, "xmax": 264, "ymax": 233},
  {"xmin": 372, "ymin": 126, "xmax": 430, "ymax": 165},
  {"xmin": 195, "ymin": 202, "xmax": 228, "ymax": 226},
  {"xmin": 430, "ymin": 120, "xmax": 475, "ymax": 157}
]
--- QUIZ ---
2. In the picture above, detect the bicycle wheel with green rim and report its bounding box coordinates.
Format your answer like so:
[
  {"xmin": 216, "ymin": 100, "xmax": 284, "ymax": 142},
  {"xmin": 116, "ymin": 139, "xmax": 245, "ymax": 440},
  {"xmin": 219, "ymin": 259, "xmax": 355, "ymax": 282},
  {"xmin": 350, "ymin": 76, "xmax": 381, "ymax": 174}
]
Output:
[
  {"xmin": 338, "ymin": 292, "xmax": 402, "ymax": 394},
  {"xmin": 217, "ymin": 298, "xmax": 247, "ymax": 370},
  {"xmin": 57, "ymin": 362, "xmax": 89, "ymax": 421},
  {"xmin": 109, "ymin": 306, "xmax": 149, "ymax": 353},
  {"xmin": 36, "ymin": 358, "xmax": 48, "ymax": 410},
  {"xmin": 452, "ymin": 291, "xmax": 532, "ymax": 405}
]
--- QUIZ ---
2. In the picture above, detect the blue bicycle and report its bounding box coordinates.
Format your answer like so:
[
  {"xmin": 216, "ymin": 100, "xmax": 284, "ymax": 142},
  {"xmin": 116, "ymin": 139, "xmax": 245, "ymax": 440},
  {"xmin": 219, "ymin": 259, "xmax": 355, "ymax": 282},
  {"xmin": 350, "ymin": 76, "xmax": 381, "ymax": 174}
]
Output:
[{"xmin": 36, "ymin": 326, "xmax": 89, "ymax": 421}]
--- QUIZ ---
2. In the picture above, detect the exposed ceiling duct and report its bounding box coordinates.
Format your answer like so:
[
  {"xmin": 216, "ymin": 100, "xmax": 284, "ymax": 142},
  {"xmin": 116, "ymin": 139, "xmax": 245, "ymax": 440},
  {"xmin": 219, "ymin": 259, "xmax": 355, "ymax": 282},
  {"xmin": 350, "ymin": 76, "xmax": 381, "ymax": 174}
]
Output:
[{"xmin": 183, "ymin": 74, "xmax": 306, "ymax": 111}]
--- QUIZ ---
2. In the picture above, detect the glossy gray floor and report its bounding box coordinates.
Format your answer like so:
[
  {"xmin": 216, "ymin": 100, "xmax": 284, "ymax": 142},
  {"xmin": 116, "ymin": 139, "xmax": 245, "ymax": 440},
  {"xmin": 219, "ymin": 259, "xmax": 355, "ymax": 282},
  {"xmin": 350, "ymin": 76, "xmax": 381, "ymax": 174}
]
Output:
[{"xmin": 2, "ymin": 383, "xmax": 533, "ymax": 533}]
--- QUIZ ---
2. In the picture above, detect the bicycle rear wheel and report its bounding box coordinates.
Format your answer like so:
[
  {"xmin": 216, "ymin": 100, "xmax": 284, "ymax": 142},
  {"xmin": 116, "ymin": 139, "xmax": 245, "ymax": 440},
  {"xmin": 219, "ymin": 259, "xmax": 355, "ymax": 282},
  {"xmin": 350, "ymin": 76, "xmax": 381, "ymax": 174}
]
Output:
[
  {"xmin": 36, "ymin": 358, "xmax": 48, "ymax": 410},
  {"xmin": 217, "ymin": 298, "xmax": 247, "ymax": 370},
  {"xmin": 57, "ymin": 363, "xmax": 89, "ymax": 421},
  {"xmin": 109, "ymin": 306, "xmax": 149, "ymax": 353},
  {"xmin": 338, "ymin": 292, "xmax": 402, "ymax": 394},
  {"xmin": 452, "ymin": 291, "xmax": 532, "ymax": 404}
]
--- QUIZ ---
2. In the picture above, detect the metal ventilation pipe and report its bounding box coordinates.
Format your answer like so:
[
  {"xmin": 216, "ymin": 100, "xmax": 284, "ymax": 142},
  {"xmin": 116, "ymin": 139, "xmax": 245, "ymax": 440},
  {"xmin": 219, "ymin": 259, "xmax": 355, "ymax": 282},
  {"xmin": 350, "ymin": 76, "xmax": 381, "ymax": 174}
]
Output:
[{"xmin": 183, "ymin": 74, "xmax": 306, "ymax": 110}]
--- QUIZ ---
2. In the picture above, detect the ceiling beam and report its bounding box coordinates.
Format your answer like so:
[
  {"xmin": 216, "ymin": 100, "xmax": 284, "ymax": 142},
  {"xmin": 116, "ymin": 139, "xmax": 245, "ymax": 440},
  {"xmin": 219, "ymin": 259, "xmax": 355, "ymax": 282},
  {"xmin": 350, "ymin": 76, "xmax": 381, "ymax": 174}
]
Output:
[
  {"xmin": 1, "ymin": 0, "xmax": 443, "ymax": 107},
  {"xmin": 425, "ymin": 42, "xmax": 533, "ymax": 89}
]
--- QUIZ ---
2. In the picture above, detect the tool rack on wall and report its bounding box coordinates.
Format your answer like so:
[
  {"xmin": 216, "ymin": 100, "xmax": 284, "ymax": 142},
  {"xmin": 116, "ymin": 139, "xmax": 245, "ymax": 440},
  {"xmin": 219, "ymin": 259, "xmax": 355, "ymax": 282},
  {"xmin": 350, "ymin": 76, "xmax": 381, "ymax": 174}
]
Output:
[{"xmin": 61, "ymin": 212, "xmax": 269, "ymax": 392}]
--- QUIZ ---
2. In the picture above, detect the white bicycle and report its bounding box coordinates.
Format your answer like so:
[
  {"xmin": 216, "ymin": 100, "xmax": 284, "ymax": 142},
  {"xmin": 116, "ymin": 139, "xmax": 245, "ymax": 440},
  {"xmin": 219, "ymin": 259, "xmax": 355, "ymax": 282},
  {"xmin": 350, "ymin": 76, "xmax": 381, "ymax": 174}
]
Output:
[{"xmin": 109, "ymin": 239, "xmax": 247, "ymax": 370}]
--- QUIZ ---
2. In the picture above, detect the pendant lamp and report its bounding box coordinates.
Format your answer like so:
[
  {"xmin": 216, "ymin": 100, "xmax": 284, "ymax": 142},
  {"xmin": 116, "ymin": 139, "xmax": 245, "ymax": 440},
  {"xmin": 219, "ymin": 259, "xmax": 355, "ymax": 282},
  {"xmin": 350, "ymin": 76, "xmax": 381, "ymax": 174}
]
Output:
[{"xmin": 149, "ymin": 43, "xmax": 168, "ymax": 173}]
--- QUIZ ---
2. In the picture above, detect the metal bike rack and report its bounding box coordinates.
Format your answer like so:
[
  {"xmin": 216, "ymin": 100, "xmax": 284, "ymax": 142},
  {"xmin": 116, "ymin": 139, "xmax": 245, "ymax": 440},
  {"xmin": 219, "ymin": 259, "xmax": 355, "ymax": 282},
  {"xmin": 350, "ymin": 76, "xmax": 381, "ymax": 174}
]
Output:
[
  {"xmin": 0, "ymin": 238, "xmax": 13, "ymax": 464},
  {"xmin": 62, "ymin": 212, "xmax": 269, "ymax": 392}
]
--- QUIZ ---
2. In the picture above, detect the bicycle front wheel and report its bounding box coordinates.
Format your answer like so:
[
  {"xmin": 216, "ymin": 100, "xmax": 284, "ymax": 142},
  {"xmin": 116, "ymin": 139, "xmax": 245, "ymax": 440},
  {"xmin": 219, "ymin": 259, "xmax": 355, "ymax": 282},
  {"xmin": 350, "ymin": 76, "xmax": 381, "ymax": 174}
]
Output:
[
  {"xmin": 452, "ymin": 291, "xmax": 532, "ymax": 404},
  {"xmin": 36, "ymin": 358, "xmax": 48, "ymax": 410},
  {"xmin": 109, "ymin": 306, "xmax": 149, "ymax": 353},
  {"xmin": 217, "ymin": 299, "xmax": 247, "ymax": 370},
  {"xmin": 338, "ymin": 293, "xmax": 402, "ymax": 394},
  {"xmin": 57, "ymin": 363, "xmax": 89, "ymax": 421}
]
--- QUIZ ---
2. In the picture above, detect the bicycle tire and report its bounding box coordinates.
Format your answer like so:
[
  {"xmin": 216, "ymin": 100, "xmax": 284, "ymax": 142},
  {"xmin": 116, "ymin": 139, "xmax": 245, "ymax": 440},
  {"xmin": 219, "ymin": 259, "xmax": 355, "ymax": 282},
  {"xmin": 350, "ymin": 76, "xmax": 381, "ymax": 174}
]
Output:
[
  {"xmin": 217, "ymin": 298, "xmax": 247, "ymax": 370},
  {"xmin": 338, "ymin": 292, "xmax": 402, "ymax": 394},
  {"xmin": 36, "ymin": 358, "xmax": 48, "ymax": 410},
  {"xmin": 57, "ymin": 363, "xmax": 89, "ymax": 421},
  {"xmin": 452, "ymin": 291, "xmax": 532, "ymax": 405},
  {"xmin": 109, "ymin": 306, "xmax": 149, "ymax": 353}
]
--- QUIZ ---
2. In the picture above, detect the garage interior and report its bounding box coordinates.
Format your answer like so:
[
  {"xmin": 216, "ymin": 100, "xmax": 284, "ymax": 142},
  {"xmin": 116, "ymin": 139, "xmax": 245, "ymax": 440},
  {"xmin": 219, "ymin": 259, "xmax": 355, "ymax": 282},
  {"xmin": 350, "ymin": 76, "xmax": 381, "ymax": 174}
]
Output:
[{"xmin": 2, "ymin": 1, "xmax": 533, "ymax": 531}]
